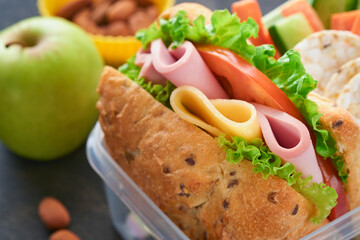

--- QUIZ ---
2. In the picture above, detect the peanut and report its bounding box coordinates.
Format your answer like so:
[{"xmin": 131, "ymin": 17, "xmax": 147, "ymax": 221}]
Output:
[
  {"xmin": 49, "ymin": 229, "xmax": 80, "ymax": 240},
  {"xmin": 107, "ymin": 0, "xmax": 137, "ymax": 22},
  {"xmin": 73, "ymin": 9, "xmax": 106, "ymax": 35},
  {"xmin": 106, "ymin": 21, "xmax": 131, "ymax": 36},
  {"xmin": 56, "ymin": 0, "xmax": 92, "ymax": 20},
  {"xmin": 38, "ymin": 197, "xmax": 70, "ymax": 230}
]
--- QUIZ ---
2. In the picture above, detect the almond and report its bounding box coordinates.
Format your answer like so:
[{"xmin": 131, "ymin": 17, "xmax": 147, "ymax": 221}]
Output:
[
  {"xmin": 128, "ymin": 10, "xmax": 151, "ymax": 34},
  {"xmin": 137, "ymin": 0, "xmax": 151, "ymax": 7},
  {"xmin": 90, "ymin": 1, "xmax": 112, "ymax": 25},
  {"xmin": 106, "ymin": 21, "xmax": 131, "ymax": 36},
  {"xmin": 107, "ymin": 0, "xmax": 137, "ymax": 22},
  {"xmin": 146, "ymin": 5, "xmax": 158, "ymax": 22},
  {"xmin": 38, "ymin": 197, "xmax": 70, "ymax": 230},
  {"xmin": 49, "ymin": 229, "xmax": 80, "ymax": 240},
  {"xmin": 73, "ymin": 9, "xmax": 106, "ymax": 35},
  {"xmin": 56, "ymin": 0, "xmax": 92, "ymax": 20}
]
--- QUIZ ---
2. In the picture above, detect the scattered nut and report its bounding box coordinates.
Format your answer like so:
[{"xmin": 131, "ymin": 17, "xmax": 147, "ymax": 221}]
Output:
[
  {"xmin": 49, "ymin": 229, "xmax": 80, "ymax": 240},
  {"xmin": 38, "ymin": 197, "xmax": 71, "ymax": 230},
  {"xmin": 106, "ymin": 21, "xmax": 131, "ymax": 36},
  {"xmin": 56, "ymin": 0, "xmax": 92, "ymax": 20},
  {"xmin": 107, "ymin": 0, "xmax": 138, "ymax": 22}
]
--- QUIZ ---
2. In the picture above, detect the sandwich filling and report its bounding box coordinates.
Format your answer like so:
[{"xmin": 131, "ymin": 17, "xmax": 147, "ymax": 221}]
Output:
[{"xmin": 119, "ymin": 9, "xmax": 347, "ymax": 223}]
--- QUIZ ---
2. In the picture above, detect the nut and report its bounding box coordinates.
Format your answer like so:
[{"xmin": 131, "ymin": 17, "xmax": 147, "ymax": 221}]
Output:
[
  {"xmin": 38, "ymin": 197, "xmax": 70, "ymax": 230},
  {"xmin": 56, "ymin": 0, "xmax": 92, "ymax": 20},
  {"xmin": 128, "ymin": 10, "xmax": 151, "ymax": 34},
  {"xmin": 146, "ymin": 5, "xmax": 158, "ymax": 22},
  {"xmin": 90, "ymin": 1, "xmax": 112, "ymax": 25},
  {"xmin": 49, "ymin": 229, "xmax": 80, "ymax": 240},
  {"xmin": 107, "ymin": 0, "xmax": 137, "ymax": 22},
  {"xmin": 73, "ymin": 9, "xmax": 106, "ymax": 35},
  {"xmin": 106, "ymin": 21, "xmax": 131, "ymax": 36}
]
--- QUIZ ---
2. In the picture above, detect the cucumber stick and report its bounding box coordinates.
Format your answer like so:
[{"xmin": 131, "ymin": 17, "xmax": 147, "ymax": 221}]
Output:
[
  {"xmin": 312, "ymin": 0, "xmax": 358, "ymax": 28},
  {"xmin": 269, "ymin": 13, "xmax": 314, "ymax": 54}
]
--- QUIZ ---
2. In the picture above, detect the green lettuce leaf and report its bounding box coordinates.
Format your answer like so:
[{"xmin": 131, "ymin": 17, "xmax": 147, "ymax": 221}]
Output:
[
  {"xmin": 135, "ymin": 9, "xmax": 347, "ymax": 182},
  {"xmin": 118, "ymin": 55, "xmax": 176, "ymax": 108},
  {"xmin": 261, "ymin": 50, "xmax": 347, "ymax": 182},
  {"xmin": 217, "ymin": 135, "xmax": 338, "ymax": 224}
]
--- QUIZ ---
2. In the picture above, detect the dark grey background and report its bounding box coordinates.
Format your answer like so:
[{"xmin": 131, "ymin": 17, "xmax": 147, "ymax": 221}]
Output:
[{"xmin": 0, "ymin": 0, "xmax": 286, "ymax": 239}]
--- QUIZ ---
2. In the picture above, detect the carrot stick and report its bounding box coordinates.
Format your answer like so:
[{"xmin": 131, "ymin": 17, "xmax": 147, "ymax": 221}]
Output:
[
  {"xmin": 231, "ymin": 0, "xmax": 281, "ymax": 58},
  {"xmin": 332, "ymin": 10, "xmax": 360, "ymax": 31},
  {"xmin": 351, "ymin": 14, "xmax": 360, "ymax": 35}
]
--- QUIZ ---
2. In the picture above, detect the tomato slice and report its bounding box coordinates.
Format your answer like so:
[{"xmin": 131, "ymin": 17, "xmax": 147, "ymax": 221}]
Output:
[
  {"xmin": 197, "ymin": 44, "xmax": 306, "ymax": 123},
  {"xmin": 317, "ymin": 154, "xmax": 348, "ymax": 221}
]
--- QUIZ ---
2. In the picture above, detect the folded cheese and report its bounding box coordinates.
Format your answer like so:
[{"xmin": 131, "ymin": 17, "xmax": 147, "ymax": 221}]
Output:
[
  {"xmin": 170, "ymin": 86, "xmax": 261, "ymax": 141},
  {"xmin": 254, "ymin": 103, "xmax": 323, "ymax": 183}
]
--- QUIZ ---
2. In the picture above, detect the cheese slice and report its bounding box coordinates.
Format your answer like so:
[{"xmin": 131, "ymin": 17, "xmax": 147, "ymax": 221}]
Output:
[{"xmin": 170, "ymin": 86, "xmax": 261, "ymax": 140}]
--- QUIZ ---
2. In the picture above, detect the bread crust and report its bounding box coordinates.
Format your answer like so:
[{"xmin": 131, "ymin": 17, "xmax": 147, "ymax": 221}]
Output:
[
  {"xmin": 158, "ymin": 2, "xmax": 212, "ymax": 24},
  {"xmin": 309, "ymin": 92, "xmax": 360, "ymax": 210},
  {"xmin": 97, "ymin": 66, "xmax": 328, "ymax": 240}
]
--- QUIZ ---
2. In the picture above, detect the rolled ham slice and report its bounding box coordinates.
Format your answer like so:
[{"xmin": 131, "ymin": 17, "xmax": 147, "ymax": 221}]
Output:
[
  {"xmin": 254, "ymin": 103, "xmax": 323, "ymax": 183},
  {"xmin": 170, "ymin": 86, "xmax": 261, "ymax": 140},
  {"xmin": 150, "ymin": 39, "xmax": 229, "ymax": 99},
  {"xmin": 135, "ymin": 48, "xmax": 167, "ymax": 85}
]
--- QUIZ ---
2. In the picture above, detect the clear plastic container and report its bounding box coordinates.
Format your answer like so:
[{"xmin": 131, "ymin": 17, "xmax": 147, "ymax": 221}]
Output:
[{"xmin": 86, "ymin": 122, "xmax": 360, "ymax": 240}]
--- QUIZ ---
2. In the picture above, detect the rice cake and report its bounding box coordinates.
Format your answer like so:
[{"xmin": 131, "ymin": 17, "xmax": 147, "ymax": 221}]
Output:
[
  {"xmin": 293, "ymin": 30, "xmax": 360, "ymax": 95},
  {"xmin": 324, "ymin": 57, "xmax": 360, "ymax": 101},
  {"xmin": 336, "ymin": 73, "xmax": 360, "ymax": 125}
]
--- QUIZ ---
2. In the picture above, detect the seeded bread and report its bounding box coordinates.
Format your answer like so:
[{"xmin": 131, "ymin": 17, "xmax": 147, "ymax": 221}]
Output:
[
  {"xmin": 309, "ymin": 92, "xmax": 360, "ymax": 210},
  {"xmin": 97, "ymin": 66, "xmax": 328, "ymax": 240}
]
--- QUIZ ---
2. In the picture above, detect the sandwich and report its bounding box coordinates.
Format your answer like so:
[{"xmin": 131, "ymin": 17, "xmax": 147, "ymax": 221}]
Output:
[{"xmin": 96, "ymin": 3, "xmax": 360, "ymax": 239}]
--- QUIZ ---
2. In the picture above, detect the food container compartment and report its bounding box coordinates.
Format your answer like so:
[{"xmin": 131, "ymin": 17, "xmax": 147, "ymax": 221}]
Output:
[
  {"xmin": 38, "ymin": 0, "xmax": 174, "ymax": 67},
  {"xmin": 86, "ymin": 122, "xmax": 360, "ymax": 240}
]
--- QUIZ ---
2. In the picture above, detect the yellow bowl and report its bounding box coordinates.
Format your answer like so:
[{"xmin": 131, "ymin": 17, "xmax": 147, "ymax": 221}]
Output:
[{"xmin": 38, "ymin": 0, "xmax": 175, "ymax": 67}]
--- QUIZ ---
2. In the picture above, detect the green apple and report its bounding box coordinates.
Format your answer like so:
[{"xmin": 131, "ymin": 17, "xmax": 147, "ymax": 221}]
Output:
[{"xmin": 0, "ymin": 17, "xmax": 104, "ymax": 160}]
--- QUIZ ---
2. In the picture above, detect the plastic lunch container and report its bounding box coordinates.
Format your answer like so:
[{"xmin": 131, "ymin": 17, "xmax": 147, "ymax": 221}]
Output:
[{"xmin": 86, "ymin": 122, "xmax": 360, "ymax": 240}]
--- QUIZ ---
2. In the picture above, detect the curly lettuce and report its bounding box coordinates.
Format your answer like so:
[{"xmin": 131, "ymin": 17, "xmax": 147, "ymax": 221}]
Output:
[
  {"xmin": 118, "ymin": 55, "xmax": 176, "ymax": 109},
  {"xmin": 217, "ymin": 135, "xmax": 338, "ymax": 224},
  {"xmin": 136, "ymin": 9, "xmax": 347, "ymax": 182}
]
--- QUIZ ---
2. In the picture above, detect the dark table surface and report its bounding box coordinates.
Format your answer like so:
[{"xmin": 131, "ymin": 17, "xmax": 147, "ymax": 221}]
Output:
[{"xmin": 0, "ymin": 0, "xmax": 286, "ymax": 239}]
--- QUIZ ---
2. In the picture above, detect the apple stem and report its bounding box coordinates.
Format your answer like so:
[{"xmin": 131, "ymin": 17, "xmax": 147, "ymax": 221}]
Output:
[{"xmin": 5, "ymin": 41, "xmax": 26, "ymax": 48}]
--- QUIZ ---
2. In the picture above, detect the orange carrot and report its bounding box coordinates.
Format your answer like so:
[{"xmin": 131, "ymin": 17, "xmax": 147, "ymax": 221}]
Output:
[
  {"xmin": 281, "ymin": 0, "xmax": 324, "ymax": 32},
  {"xmin": 351, "ymin": 14, "xmax": 360, "ymax": 35},
  {"xmin": 332, "ymin": 10, "xmax": 360, "ymax": 31},
  {"xmin": 231, "ymin": 0, "xmax": 281, "ymax": 58}
]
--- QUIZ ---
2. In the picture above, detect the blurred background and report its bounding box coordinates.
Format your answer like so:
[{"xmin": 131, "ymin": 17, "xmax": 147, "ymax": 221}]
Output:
[{"xmin": 0, "ymin": 0, "xmax": 286, "ymax": 240}]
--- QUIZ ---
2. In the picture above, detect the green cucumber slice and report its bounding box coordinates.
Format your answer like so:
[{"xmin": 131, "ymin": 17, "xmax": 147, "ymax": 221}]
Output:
[
  {"xmin": 312, "ymin": 0, "xmax": 358, "ymax": 28},
  {"xmin": 263, "ymin": 7, "xmax": 284, "ymax": 29},
  {"xmin": 269, "ymin": 13, "xmax": 314, "ymax": 54}
]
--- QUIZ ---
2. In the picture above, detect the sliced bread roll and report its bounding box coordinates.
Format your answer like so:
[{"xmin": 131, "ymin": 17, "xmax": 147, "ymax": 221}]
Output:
[{"xmin": 97, "ymin": 66, "xmax": 330, "ymax": 240}]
